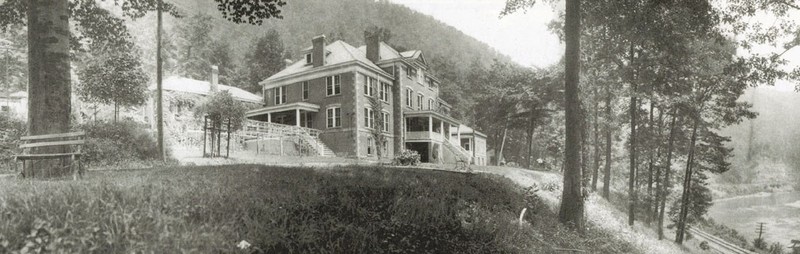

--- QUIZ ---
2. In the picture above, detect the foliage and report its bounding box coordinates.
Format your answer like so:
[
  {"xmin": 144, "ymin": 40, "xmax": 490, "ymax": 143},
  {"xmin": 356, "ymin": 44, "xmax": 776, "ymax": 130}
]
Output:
[
  {"xmin": 79, "ymin": 120, "xmax": 168, "ymax": 167},
  {"xmin": 242, "ymin": 29, "xmax": 287, "ymax": 92},
  {"xmin": 0, "ymin": 165, "xmax": 639, "ymax": 253},
  {"xmin": 393, "ymin": 149, "xmax": 421, "ymax": 166},
  {"xmin": 0, "ymin": 112, "xmax": 26, "ymax": 171},
  {"xmin": 368, "ymin": 95, "xmax": 387, "ymax": 159},
  {"xmin": 769, "ymin": 242, "xmax": 786, "ymax": 254},
  {"xmin": 77, "ymin": 49, "xmax": 149, "ymax": 121},
  {"xmin": 193, "ymin": 91, "xmax": 247, "ymax": 131},
  {"xmin": 755, "ymin": 237, "xmax": 768, "ymax": 250}
]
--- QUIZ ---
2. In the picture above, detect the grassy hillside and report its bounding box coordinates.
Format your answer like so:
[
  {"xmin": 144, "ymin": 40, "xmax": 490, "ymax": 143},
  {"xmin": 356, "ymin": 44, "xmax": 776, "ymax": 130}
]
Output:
[{"xmin": 0, "ymin": 165, "xmax": 638, "ymax": 253}]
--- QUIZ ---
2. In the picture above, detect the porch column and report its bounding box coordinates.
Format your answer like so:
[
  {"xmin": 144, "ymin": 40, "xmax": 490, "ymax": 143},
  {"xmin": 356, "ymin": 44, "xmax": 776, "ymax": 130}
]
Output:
[
  {"xmin": 295, "ymin": 109, "xmax": 301, "ymax": 127},
  {"xmin": 457, "ymin": 125, "xmax": 461, "ymax": 146},
  {"xmin": 267, "ymin": 113, "xmax": 272, "ymax": 123},
  {"xmin": 439, "ymin": 120, "xmax": 444, "ymax": 140},
  {"xmin": 428, "ymin": 116, "xmax": 433, "ymax": 135}
]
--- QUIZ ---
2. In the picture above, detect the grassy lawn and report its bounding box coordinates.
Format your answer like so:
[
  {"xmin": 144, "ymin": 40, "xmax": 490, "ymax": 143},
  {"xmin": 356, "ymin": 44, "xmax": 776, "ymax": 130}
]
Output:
[{"xmin": 0, "ymin": 165, "xmax": 637, "ymax": 253}]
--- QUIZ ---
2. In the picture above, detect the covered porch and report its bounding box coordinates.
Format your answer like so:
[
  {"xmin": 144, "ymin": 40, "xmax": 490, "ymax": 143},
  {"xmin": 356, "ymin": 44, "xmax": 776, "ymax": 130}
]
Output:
[
  {"xmin": 246, "ymin": 102, "xmax": 320, "ymax": 128},
  {"xmin": 404, "ymin": 111, "xmax": 460, "ymax": 163}
]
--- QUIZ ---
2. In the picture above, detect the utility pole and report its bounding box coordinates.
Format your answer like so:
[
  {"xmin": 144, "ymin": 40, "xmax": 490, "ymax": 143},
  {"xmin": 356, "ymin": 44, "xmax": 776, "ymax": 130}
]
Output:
[
  {"xmin": 756, "ymin": 222, "xmax": 766, "ymax": 240},
  {"xmin": 156, "ymin": 0, "xmax": 166, "ymax": 161}
]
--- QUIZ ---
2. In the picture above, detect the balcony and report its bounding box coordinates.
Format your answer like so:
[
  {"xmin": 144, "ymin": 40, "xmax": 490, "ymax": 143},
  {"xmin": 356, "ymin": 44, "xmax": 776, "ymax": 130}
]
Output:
[{"xmin": 404, "ymin": 110, "xmax": 459, "ymax": 142}]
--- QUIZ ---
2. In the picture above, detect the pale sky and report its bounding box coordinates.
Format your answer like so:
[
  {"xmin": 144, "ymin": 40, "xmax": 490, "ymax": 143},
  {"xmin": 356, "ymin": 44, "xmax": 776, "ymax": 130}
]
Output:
[
  {"xmin": 388, "ymin": 0, "xmax": 800, "ymax": 91},
  {"xmin": 388, "ymin": 0, "xmax": 564, "ymax": 68}
]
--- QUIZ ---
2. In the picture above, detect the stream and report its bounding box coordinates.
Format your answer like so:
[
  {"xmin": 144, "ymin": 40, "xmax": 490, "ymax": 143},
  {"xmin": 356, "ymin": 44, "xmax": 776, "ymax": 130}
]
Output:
[{"xmin": 708, "ymin": 191, "xmax": 800, "ymax": 247}]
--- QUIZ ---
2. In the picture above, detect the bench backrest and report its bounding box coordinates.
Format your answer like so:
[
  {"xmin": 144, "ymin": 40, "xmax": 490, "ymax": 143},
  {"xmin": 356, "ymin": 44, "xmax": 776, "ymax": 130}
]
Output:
[{"xmin": 19, "ymin": 132, "xmax": 86, "ymax": 149}]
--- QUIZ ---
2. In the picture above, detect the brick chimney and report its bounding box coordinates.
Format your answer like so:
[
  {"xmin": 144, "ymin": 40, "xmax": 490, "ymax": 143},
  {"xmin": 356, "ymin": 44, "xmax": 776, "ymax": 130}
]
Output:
[
  {"xmin": 365, "ymin": 30, "xmax": 382, "ymax": 63},
  {"xmin": 312, "ymin": 35, "xmax": 326, "ymax": 67},
  {"xmin": 210, "ymin": 65, "xmax": 219, "ymax": 93}
]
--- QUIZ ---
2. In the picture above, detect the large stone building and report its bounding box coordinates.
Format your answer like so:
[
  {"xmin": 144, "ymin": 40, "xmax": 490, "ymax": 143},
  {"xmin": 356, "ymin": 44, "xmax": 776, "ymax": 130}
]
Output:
[{"xmin": 247, "ymin": 33, "xmax": 487, "ymax": 165}]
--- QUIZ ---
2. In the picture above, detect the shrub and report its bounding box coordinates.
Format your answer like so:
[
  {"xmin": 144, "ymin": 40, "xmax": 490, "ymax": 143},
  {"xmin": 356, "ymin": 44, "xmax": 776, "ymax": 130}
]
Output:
[
  {"xmin": 0, "ymin": 113, "xmax": 26, "ymax": 172},
  {"xmin": 754, "ymin": 238, "xmax": 768, "ymax": 250},
  {"xmin": 80, "ymin": 120, "xmax": 167, "ymax": 167},
  {"xmin": 393, "ymin": 149, "xmax": 421, "ymax": 166},
  {"xmin": 769, "ymin": 242, "xmax": 786, "ymax": 254}
]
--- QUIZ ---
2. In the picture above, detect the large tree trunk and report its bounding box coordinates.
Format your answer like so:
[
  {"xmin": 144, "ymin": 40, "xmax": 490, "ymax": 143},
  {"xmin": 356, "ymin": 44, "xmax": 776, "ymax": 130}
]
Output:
[
  {"xmin": 676, "ymin": 116, "xmax": 700, "ymax": 244},
  {"xmin": 602, "ymin": 90, "xmax": 612, "ymax": 199},
  {"xmin": 592, "ymin": 100, "xmax": 600, "ymax": 191},
  {"xmin": 558, "ymin": 0, "xmax": 584, "ymax": 234},
  {"xmin": 658, "ymin": 114, "xmax": 678, "ymax": 240},
  {"xmin": 645, "ymin": 102, "xmax": 655, "ymax": 224},
  {"xmin": 26, "ymin": 0, "xmax": 72, "ymax": 178}
]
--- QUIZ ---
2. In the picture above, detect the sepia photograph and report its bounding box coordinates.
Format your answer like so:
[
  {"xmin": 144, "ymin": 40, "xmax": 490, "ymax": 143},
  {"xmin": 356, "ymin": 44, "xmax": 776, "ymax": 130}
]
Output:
[{"xmin": 0, "ymin": 0, "xmax": 798, "ymax": 253}]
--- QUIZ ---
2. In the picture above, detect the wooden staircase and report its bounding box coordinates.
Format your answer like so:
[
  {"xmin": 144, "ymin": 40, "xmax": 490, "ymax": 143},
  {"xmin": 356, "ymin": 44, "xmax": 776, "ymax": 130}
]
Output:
[{"xmin": 242, "ymin": 120, "xmax": 335, "ymax": 157}]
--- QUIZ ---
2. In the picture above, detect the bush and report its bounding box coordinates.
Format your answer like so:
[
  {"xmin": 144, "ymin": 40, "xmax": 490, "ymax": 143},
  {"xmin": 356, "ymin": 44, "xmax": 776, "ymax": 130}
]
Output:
[
  {"xmin": 754, "ymin": 238, "xmax": 768, "ymax": 250},
  {"xmin": 80, "ymin": 120, "xmax": 168, "ymax": 167},
  {"xmin": 769, "ymin": 242, "xmax": 786, "ymax": 254},
  {"xmin": 393, "ymin": 149, "xmax": 421, "ymax": 166},
  {"xmin": 0, "ymin": 113, "xmax": 26, "ymax": 172}
]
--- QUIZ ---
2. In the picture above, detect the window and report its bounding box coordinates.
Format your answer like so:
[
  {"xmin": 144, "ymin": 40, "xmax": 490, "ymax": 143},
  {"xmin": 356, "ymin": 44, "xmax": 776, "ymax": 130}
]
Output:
[
  {"xmin": 418, "ymin": 71, "xmax": 424, "ymax": 83},
  {"xmin": 363, "ymin": 76, "xmax": 375, "ymax": 96},
  {"xmin": 402, "ymin": 65, "xmax": 409, "ymax": 78},
  {"xmin": 274, "ymin": 86, "xmax": 286, "ymax": 105},
  {"xmin": 364, "ymin": 108, "xmax": 374, "ymax": 128},
  {"xmin": 305, "ymin": 53, "xmax": 312, "ymax": 64},
  {"xmin": 428, "ymin": 99, "xmax": 434, "ymax": 110},
  {"xmin": 461, "ymin": 138, "xmax": 471, "ymax": 151},
  {"xmin": 405, "ymin": 88, "xmax": 413, "ymax": 107},
  {"xmin": 382, "ymin": 112, "xmax": 390, "ymax": 132},
  {"xmin": 302, "ymin": 81, "xmax": 309, "ymax": 100},
  {"xmin": 417, "ymin": 93, "xmax": 423, "ymax": 110},
  {"xmin": 327, "ymin": 107, "xmax": 341, "ymax": 128},
  {"xmin": 326, "ymin": 75, "xmax": 341, "ymax": 96},
  {"xmin": 380, "ymin": 82, "xmax": 389, "ymax": 101},
  {"xmin": 408, "ymin": 67, "xmax": 417, "ymax": 80},
  {"xmin": 367, "ymin": 137, "xmax": 373, "ymax": 155}
]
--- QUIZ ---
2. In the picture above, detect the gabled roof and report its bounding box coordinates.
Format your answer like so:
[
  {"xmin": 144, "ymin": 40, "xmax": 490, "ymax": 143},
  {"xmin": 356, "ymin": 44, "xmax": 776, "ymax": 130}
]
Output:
[
  {"xmin": 401, "ymin": 50, "xmax": 427, "ymax": 66},
  {"xmin": 149, "ymin": 76, "xmax": 262, "ymax": 104},
  {"xmin": 265, "ymin": 40, "xmax": 388, "ymax": 83}
]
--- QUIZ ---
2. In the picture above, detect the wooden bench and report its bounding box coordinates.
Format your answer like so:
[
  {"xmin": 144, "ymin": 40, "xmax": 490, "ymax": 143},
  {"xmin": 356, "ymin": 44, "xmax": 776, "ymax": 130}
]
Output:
[{"xmin": 15, "ymin": 131, "xmax": 85, "ymax": 179}]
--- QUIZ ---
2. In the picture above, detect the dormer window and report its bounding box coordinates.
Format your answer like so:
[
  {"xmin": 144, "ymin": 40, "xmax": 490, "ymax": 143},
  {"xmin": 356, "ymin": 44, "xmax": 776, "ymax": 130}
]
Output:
[{"xmin": 305, "ymin": 53, "xmax": 312, "ymax": 65}]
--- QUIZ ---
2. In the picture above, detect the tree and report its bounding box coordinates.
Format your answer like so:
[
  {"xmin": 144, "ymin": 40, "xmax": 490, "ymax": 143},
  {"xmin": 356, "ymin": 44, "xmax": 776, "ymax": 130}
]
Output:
[
  {"xmin": 77, "ymin": 50, "xmax": 148, "ymax": 123},
  {"xmin": 194, "ymin": 91, "xmax": 247, "ymax": 157},
  {"xmin": 502, "ymin": 0, "xmax": 584, "ymax": 233},
  {"xmin": 244, "ymin": 29, "xmax": 286, "ymax": 93},
  {"xmin": 368, "ymin": 95, "xmax": 388, "ymax": 160},
  {"xmin": 0, "ymin": 0, "xmax": 286, "ymax": 178}
]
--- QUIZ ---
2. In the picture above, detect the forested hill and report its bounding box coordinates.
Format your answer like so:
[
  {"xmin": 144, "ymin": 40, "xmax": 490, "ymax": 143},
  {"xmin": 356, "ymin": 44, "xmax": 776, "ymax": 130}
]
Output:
[{"xmin": 128, "ymin": 0, "xmax": 516, "ymax": 118}]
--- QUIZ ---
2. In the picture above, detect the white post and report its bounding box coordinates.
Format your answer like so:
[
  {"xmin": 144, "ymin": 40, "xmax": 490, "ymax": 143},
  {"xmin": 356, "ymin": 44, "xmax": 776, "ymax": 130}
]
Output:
[
  {"xmin": 457, "ymin": 125, "xmax": 461, "ymax": 146},
  {"xmin": 439, "ymin": 120, "xmax": 444, "ymax": 140},
  {"xmin": 428, "ymin": 116, "xmax": 433, "ymax": 135},
  {"xmin": 296, "ymin": 109, "xmax": 301, "ymax": 127},
  {"xmin": 267, "ymin": 113, "xmax": 272, "ymax": 123}
]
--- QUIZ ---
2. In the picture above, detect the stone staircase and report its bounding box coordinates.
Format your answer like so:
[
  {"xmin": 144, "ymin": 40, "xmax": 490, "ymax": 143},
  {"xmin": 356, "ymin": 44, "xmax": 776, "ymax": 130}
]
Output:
[{"xmin": 241, "ymin": 120, "xmax": 335, "ymax": 157}]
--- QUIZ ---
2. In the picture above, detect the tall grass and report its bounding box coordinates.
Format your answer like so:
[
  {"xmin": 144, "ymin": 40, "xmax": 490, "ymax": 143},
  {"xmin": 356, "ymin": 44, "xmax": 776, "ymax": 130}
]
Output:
[{"xmin": 0, "ymin": 165, "xmax": 638, "ymax": 253}]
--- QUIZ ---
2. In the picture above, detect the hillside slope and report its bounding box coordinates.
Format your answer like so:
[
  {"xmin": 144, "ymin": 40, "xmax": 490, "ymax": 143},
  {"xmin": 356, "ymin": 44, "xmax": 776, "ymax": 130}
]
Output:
[{"xmin": 127, "ymin": 0, "xmax": 516, "ymax": 119}]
